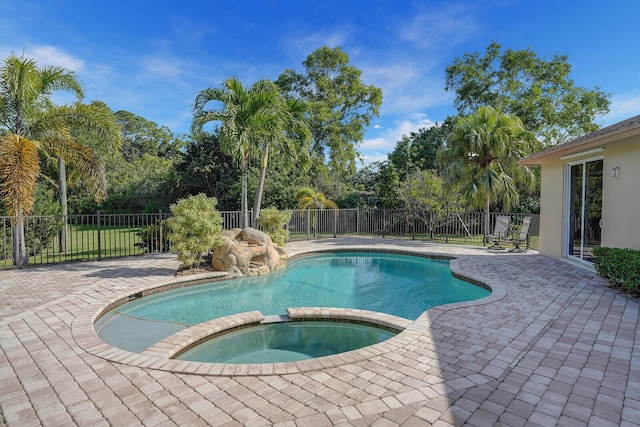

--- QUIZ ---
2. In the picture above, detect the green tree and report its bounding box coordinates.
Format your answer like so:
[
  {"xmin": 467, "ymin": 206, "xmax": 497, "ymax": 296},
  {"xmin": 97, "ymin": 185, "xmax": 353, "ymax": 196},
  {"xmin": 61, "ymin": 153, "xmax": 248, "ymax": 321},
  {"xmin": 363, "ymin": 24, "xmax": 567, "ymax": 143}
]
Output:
[
  {"xmin": 296, "ymin": 187, "xmax": 338, "ymax": 236},
  {"xmin": 246, "ymin": 151, "xmax": 312, "ymax": 210},
  {"xmin": 296, "ymin": 187, "xmax": 339, "ymax": 211},
  {"xmin": 193, "ymin": 77, "xmax": 281, "ymax": 228},
  {"xmin": 371, "ymin": 161, "xmax": 402, "ymax": 208},
  {"xmin": 252, "ymin": 92, "xmax": 311, "ymax": 223},
  {"xmin": 438, "ymin": 106, "xmax": 535, "ymax": 240},
  {"xmin": 396, "ymin": 170, "xmax": 461, "ymax": 238},
  {"xmin": 0, "ymin": 53, "xmax": 121, "ymax": 264},
  {"xmin": 175, "ymin": 132, "xmax": 241, "ymax": 210},
  {"xmin": 276, "ymin": 46, "xmax": 382, "ymax": 176},
  {"xmin": 99, "ymin": 154, "xmax": 177, "ymax": 213},
  {"xmin": 445, "ymin": 41, "xmax": 610, "ymax": 145},
  {"xmin": 257, "ymin": 207, "xmax": 291, "ymax": 246},
  {"xmin": 114, "ymin": 110, "xmax": 185, "ymax": 161},
  {"xmin": 54, "ymin": 101, "xmax": 122, "ymax": 251}
]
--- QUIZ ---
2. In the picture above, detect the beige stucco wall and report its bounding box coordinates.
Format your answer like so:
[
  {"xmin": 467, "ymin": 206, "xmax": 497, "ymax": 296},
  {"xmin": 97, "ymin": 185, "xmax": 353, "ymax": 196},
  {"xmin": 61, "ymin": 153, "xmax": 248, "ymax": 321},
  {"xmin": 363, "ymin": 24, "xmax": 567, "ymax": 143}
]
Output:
[
  {"xmin": 538, "ymin": 156, "xmax": 565, "ymax": 258},
  {"xmin": 536, "ymin": 135, "xmax": 640, "ymax": 259},
  {"xmin": 600, "ymin": 135, "xmax": 640, "ymax": 250}
]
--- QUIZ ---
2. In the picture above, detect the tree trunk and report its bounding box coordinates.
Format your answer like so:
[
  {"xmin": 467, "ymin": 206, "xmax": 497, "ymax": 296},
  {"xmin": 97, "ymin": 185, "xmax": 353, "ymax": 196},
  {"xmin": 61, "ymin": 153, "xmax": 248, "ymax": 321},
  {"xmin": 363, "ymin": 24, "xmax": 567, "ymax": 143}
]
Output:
[
  {"xmin": 483, "ymin": 197, "xmax": 490, "ymax": 244},
  {"xmin": 241, "ymin": 158, "xmax": 248, "ymax": 229},
  {"xmin": 58, "ymin": 157, "xmax": 68, "ymax": 252},
  {"xmin": 12, "ymin": 210, "xmax": 28, "ymax": 266},
  {"xmin": 252, "ymin": 143, "xmax": 269, "ymax": 225}
]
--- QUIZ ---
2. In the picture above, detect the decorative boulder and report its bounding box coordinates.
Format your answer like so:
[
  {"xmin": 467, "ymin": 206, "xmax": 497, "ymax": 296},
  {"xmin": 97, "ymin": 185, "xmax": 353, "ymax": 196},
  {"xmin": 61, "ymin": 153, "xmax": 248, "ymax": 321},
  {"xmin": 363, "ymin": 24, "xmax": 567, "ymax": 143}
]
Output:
[{"xmin": 211, "ymin": 227, "xmax": 288, "ymax": 276}]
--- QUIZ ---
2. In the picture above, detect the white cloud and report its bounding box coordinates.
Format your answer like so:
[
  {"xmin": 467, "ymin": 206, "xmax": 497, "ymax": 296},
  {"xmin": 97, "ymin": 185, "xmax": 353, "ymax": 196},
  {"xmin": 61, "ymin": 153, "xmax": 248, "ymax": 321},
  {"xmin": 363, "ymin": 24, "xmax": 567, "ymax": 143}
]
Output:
[
  {"xmin": 283, "ymin": 28, "xmax": 353, "ymax": 60},
  {"xmin": 359, "ymin": 113, "xmax": 437, "ymax": 166},
  {"xmin": 142, "ymin": 55, "xmax": 189, "ymax": 80},
  {"xmin": 359, "ymin": 56, "xmax": 451, "ymax": 116},
  {"xmin": 28, "ymin": 45, "xmax": 84, "ymax": 72},
  {"xmin": 606, "ymin": 92, "xmax": 640, "ymax": 124},
  {"xmin": 361, "ymin": 137, "xmax": 390, "ymax": 151},
  {"xmin": 360, "ymin": 151, "xmax": 388, "ymax": 166},
  {"xmin": 399, "ymin": 4, "xmax": 479, "ymax": 50}
]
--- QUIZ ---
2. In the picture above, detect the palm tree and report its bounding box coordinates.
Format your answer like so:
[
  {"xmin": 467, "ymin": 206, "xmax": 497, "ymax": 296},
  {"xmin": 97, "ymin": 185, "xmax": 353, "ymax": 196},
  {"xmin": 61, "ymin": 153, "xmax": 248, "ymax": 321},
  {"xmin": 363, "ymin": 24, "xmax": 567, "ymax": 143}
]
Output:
[
  {"xmin": 0, "ymin": 53, "xmax": 122, "ymax": 264},
  {"xmin": 252, "ymin": 94, "xmax": 311, "ymax": 223},
  {"xmin": 193, "ymin": 77, "xmax": 300, "ymax": 228},
  {"xmin": 296, "ymin": 187, "xmax": 338, "ymax": 236},
  {"xmin": 193, "ymin": 77, "xmax": 256, "ymax": 228},
  {"xmin": 438, "ymin": 106, "xmax": 535, "ymax": 241}
]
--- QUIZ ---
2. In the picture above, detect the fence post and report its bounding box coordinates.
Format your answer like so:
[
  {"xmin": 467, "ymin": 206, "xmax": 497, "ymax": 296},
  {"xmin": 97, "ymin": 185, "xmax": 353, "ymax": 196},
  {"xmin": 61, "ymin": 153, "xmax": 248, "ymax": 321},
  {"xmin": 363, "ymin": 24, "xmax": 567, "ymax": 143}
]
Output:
[
  {"xmin": 306, "ymin": 209, "xmax": 311, "ymax": 240},
  {"xmin": 382, "ymin": 210, "xmax": 386, "ymax": 238},
  {"xmin": 411, "ymin": 212, "xmax": 415, "ymax": 240},
  {"xmin": 445, "ymin": 209, "xmax": 449, "ymax": 244},
  {"xmin": 96, "ymin": 210, "xmax": 102, "ymax": 260},
  {"xmin": 356, "ymin": 208, "xmax": 360, "ymax": 235},
  {"xmin": 333, "ymin": 211, "xmax": 337, "ymax": 238},
  {"xmin": 159, "ymin": 209, "xmax": 163, "ymax": 253}
]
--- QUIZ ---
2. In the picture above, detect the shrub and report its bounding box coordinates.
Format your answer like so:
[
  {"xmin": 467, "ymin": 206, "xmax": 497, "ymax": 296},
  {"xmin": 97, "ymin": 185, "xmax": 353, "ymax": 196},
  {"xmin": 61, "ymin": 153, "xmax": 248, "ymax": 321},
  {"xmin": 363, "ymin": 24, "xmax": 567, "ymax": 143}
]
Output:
[
  {"xmin": 593, "ymin": 246, "xmax": 640, "ymax": 294},
  {"xmin": 258, "ymin": 207, "xmax": 291, "ymax": 247},
  {"xmin": 135, "ymin": 219, "xmax": 170, "ymax": 253},
  {"xmin": 164, "ymin": 194, "xmax": 223, "ymax": 269}
]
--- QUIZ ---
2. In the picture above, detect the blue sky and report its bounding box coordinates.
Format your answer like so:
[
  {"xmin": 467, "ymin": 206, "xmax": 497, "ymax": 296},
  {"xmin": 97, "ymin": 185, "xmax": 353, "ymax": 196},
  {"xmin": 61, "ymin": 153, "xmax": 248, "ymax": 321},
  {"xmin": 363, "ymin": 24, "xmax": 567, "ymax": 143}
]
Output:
[{"xmin": 2, "ymin": 1, "xmax": 639, "ymax": 166}]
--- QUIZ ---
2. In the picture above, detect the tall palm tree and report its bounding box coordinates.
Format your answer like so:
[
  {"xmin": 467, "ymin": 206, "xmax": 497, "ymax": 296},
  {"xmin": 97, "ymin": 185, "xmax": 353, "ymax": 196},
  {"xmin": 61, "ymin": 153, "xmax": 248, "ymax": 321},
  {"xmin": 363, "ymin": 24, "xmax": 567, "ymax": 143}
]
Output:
[
  {"xmin": 0, "ymin": 53, "xmax": 121, "ymax": 264},
  {"xmin": 193, "ymin": 77, "xmax": 308, "ymax": 228},
  {"xmin": 193, "ymin": 77, "xmax": 261, "ymax": 228},
  {"xmin": 252, "ymin": 94, "xmax": 311, "ymax": 223},
  {"xmin": 438, "ymin": 106, "xmax": 535, "ymax": 241}
]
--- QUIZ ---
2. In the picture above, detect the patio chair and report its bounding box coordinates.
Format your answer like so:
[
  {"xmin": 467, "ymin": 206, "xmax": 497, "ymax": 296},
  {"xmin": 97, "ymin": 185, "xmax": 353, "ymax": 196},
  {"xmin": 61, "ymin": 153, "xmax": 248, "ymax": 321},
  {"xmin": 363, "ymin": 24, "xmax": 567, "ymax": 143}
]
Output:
[
  {"xmin": 509, "ymin": 216, "xmax": 533, "ymax": 252},
  {"xmin": 488, "ymin": 215, "xmax": 511, "ymax": 250}
]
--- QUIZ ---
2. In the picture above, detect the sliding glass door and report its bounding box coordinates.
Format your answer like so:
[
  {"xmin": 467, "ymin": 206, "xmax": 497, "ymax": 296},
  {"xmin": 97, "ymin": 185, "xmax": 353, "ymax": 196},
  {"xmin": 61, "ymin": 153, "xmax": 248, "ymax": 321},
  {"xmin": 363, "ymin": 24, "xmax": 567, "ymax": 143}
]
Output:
[{"xmin": 566, "ymin": 158, "xmax": 603, "ymax": 262}]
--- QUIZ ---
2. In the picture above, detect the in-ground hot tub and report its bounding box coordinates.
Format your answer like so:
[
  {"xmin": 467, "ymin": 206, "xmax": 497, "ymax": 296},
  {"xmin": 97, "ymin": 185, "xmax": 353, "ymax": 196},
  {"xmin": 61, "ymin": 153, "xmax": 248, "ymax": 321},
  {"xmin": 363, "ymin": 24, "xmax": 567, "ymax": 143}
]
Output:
[{"xmin": 176, "ymin": 319, "xmax": 399, "ymax": 364}]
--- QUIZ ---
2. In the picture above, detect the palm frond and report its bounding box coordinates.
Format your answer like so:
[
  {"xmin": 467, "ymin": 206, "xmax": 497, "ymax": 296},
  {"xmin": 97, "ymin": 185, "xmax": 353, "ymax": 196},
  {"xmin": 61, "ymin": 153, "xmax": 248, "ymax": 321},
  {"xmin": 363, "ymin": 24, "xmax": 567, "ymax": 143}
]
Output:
[
  {"xmin": 0, "ymin": 134, "xmax": 40, "ymax": 215},
  {"xmin": 39, "ymin": 66, "xmax": 84, "ymax": 100}
]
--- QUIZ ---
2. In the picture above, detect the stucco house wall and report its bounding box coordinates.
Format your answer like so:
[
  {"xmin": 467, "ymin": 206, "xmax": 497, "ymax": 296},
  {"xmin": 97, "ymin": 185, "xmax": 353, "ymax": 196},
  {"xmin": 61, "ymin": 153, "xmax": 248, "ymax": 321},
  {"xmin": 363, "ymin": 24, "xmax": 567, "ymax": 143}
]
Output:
[
  {"xmin": 600, "ymin": 135, "xmax": 640, "ymax": 249},
  {"xmin": 520, "ymin": 114, "xmax": 640, "ymax": 261},
  {"xmin": 536, "ymin": 156, "xmax": 564, "ymax": 258}
]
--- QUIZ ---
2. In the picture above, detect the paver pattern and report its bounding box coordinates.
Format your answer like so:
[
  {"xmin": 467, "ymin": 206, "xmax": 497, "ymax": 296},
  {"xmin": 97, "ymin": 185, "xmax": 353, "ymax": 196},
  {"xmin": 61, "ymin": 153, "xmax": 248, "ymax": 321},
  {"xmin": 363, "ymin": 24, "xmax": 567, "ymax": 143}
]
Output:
[{"xmin": 0, "ymin": 237, "xmax": 638, "ymax": 426}]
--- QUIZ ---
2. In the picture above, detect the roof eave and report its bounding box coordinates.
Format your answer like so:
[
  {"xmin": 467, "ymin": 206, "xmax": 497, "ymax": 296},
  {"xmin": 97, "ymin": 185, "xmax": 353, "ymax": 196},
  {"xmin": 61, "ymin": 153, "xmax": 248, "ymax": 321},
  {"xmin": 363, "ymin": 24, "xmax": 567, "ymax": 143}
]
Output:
[{"xmin": 519, "ymin": 119, "xmax": 640, "ymax": 166}]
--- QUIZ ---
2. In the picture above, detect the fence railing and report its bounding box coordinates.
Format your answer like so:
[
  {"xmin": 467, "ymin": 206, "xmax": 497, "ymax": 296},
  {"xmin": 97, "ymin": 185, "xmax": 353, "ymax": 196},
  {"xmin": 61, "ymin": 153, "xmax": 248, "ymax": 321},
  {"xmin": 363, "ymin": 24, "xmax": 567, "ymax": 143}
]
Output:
[{"xmin": 0, "ymin": 209, "xmax": 538, "ymax": 268}]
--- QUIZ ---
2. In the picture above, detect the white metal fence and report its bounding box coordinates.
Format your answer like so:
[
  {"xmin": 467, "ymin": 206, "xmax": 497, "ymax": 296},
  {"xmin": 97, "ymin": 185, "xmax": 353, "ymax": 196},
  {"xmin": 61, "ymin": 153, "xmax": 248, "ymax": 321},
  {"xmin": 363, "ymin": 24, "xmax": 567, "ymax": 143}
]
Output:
[{"xmin": 0, "ymin": 209, "xmax": 538, "ymax": 267}]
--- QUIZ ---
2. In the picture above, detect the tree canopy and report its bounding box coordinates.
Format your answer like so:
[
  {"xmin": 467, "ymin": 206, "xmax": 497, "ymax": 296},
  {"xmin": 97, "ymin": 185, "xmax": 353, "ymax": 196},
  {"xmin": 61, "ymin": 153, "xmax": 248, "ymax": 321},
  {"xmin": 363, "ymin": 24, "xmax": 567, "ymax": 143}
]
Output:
[
  {"xmin": 388, "ymin": 119, "xmax": 453, "ymax": 179},
  {"xmin": 114, "ymin": 110, "xmax": 185, "ymax": 161},
  {"xmin": 276, "ymin": 46, "xmax": 382, "ymax": 176},
  {"xmin": 438, "ymin": 106, "xmax": 536, "ymax": 238},
  {"xmin": 445, "ymin": 41, "xmax": 610, "ymax": 145}
]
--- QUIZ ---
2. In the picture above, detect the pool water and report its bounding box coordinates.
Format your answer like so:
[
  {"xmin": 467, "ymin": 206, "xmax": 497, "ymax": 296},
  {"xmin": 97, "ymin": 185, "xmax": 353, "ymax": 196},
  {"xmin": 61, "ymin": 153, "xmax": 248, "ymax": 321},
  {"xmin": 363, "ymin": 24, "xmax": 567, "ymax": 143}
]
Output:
[
  {"xmin": 95, "ymin": 252, "xmax": 490, "ymax": 352},
  {"xmin": 177, "ymin": 321, "xmax": 397, "ymax": 364}
]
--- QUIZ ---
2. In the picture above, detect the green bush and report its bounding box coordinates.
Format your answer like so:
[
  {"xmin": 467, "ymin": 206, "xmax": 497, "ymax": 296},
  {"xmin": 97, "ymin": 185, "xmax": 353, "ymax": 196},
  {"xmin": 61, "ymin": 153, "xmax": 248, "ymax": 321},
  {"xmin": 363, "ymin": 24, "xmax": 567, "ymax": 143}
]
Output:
[
  {"xmin": 258, "ymin": 207, "xmax": 291, "ymax": 247},
  {"xmin": 165, "ymin": 194, "xmax": 223, "ymax": 269},
  {"xmin": 593, "ymin": 246, "xmax": 640, "ymax": 294},
  {"xmin": 135, "ymin": 219, "xmax": 170, "ymax": 253}
]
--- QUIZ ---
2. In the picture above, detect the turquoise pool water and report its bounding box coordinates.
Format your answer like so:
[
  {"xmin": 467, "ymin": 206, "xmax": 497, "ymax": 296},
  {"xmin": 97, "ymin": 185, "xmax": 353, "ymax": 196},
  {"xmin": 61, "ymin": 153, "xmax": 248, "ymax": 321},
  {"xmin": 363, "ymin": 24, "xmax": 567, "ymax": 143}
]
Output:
[
  {"xmin": 95, "ymin": 252, "xmax": 490, "ymax": 352},
  {"xmin": 177, "ymin": 321, "xmax": 397, "ymax": 364}
]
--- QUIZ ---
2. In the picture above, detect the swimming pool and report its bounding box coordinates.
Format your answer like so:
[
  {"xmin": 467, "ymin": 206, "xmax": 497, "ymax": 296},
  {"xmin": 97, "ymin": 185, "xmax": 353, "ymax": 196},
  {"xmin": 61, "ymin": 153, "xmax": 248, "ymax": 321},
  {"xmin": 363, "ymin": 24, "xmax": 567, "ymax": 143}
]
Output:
[{"xmin": 95, "ymin": 252, "xmax": 490, "ymax": 353}]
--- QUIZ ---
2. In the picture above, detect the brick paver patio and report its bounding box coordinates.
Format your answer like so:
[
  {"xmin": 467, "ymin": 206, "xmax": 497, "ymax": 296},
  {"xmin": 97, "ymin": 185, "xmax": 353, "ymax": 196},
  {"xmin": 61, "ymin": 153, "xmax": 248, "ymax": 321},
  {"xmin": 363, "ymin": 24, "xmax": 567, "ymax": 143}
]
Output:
[{"xmin": 0, "ymin": 237, "xmax": 638, "ymax": 426}]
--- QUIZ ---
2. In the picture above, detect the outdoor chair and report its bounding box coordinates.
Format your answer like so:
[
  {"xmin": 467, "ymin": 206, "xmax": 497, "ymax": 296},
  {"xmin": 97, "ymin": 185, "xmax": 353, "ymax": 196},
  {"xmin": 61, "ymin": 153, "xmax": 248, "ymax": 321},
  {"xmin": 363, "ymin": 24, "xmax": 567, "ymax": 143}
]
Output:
[
  {"xmin": 509, "ymin": 216, "xmax": 533, "ymax": 252},
  {"xmin": 488, "ymin": 215, "xmax": 511, "ymax": 250}
]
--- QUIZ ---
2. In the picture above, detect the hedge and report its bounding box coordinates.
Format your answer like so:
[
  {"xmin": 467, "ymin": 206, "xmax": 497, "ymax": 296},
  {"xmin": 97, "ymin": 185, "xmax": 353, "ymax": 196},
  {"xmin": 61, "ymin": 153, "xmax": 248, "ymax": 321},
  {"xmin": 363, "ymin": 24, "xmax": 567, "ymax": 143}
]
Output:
[{"xmin": 593, "ymin": 247, "xmax": 640, "ymax": 294}]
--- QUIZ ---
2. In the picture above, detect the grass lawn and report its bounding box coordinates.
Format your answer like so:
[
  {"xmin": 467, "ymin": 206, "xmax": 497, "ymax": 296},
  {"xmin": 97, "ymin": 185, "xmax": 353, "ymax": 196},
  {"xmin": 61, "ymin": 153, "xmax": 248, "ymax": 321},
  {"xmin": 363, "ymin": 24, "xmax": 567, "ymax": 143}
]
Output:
[{"xmin": 1, "ymin": 224, "xmax": 148, "ymax": 267}]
